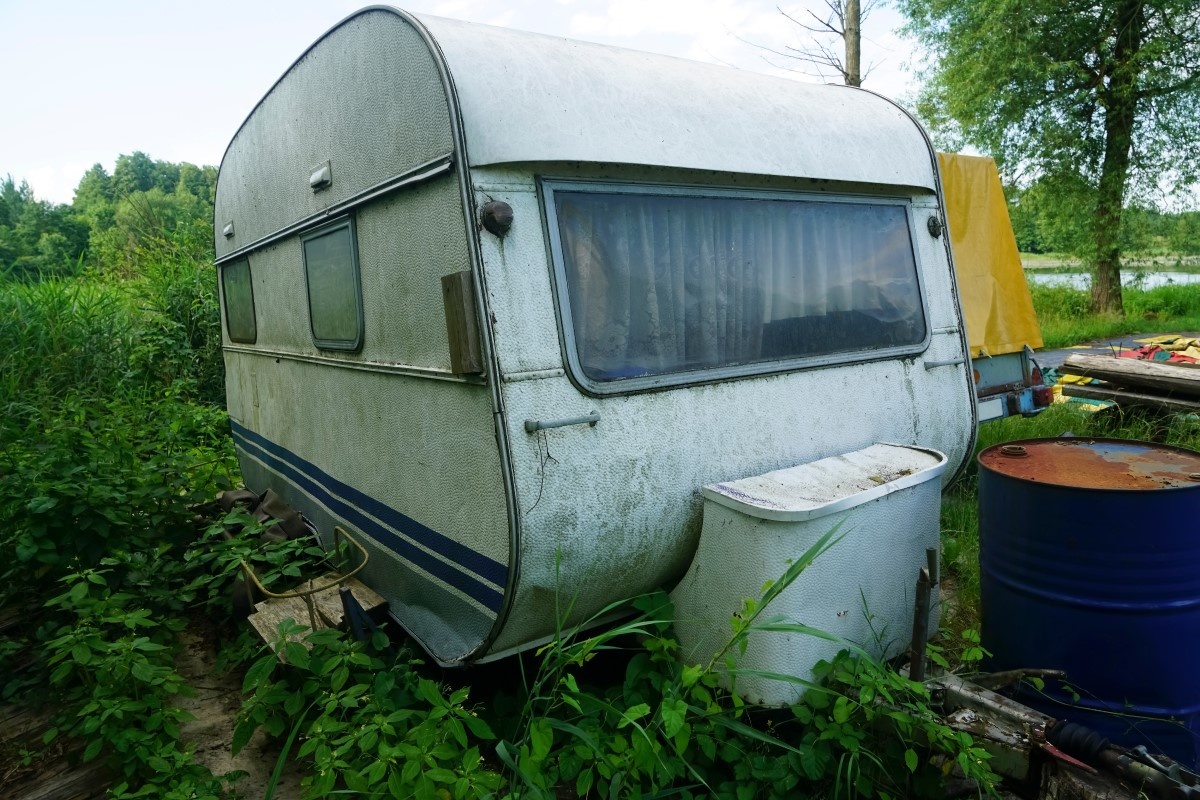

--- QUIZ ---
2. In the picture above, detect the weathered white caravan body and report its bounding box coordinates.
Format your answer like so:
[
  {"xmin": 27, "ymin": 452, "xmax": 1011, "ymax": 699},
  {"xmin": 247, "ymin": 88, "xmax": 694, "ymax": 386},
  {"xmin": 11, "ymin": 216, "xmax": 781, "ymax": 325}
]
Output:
[{"xmin": 214, "ymin": 7, "xmax": 977, "ymax": 666}]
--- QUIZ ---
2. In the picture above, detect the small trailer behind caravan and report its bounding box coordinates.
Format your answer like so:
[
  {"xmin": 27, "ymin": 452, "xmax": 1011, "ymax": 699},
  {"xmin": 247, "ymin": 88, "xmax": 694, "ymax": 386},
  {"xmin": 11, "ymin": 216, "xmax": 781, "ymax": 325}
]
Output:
[
  {"xmin": 213, "ymin": 7, "xmax": 978, "ymax": 674},
  {"xmin": 938, "ymin": 152, "xmax": 1049, "ymax": 422}
]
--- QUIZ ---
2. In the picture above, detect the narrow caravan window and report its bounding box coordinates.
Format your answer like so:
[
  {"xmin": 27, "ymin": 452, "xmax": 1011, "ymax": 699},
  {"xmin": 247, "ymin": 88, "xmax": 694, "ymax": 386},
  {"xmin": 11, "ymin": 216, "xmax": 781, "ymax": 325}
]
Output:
[
  {"xmin": 543, "ymin": 182, "xmax": 928, "ymax": 393},
  {"xmin": 302, "ymin": 217, "xmax": 364, "ymax": 351},
  {"xmin": 220, "ymin": 258, "xmax": 257, "ymax": 344}
]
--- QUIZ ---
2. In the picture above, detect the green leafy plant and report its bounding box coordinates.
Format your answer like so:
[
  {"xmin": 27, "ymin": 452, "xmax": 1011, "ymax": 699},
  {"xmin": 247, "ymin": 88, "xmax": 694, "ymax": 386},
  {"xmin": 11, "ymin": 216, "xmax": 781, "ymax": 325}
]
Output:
[
  {"xmin": 184, "ymin": 510, "xmax": 337, "ymax": 615},
  {"xmin": 494, "ymin": 524, "xmax": 998, "ymax": 799},
  {"xmin": 0, "ymin": 392, "xmax": 236, "ymax": 600},
  {"xmin": 236, "ymin": 622, "xmax": 503, "ymax": 799},
  {"xmin": 36, "ymin": 566, "xmax": 233, "ymax": 798}
]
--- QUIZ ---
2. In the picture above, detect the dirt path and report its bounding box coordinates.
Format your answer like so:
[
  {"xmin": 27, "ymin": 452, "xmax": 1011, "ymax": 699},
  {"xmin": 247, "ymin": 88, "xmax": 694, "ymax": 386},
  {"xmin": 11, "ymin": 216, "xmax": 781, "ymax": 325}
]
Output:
[{"xmin": 176, "ymin": 623, "xmax": 305, "ymax": 800}]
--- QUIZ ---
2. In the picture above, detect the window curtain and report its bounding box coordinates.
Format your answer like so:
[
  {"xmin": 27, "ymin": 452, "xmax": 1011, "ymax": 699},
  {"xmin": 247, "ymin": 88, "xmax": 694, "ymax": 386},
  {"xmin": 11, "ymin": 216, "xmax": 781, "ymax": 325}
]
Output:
[{"xmin": 556, "ymin": 191, "xmax": 922, "ymax": 382}]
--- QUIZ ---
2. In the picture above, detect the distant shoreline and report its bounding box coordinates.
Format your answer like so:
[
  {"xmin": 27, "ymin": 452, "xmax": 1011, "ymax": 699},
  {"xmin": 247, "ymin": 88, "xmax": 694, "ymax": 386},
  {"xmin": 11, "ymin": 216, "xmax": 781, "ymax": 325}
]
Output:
[{"xmin": 1021, "ymin": 253, "xmax": 1200, "ymax": 273}]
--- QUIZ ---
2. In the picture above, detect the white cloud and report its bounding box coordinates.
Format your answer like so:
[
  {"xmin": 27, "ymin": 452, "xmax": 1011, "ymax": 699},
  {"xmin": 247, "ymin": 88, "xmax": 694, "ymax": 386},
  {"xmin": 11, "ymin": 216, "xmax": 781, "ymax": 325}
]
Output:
[{"xmin": 20, "ymin": 163, "xmax": 93, "ymax": 206}]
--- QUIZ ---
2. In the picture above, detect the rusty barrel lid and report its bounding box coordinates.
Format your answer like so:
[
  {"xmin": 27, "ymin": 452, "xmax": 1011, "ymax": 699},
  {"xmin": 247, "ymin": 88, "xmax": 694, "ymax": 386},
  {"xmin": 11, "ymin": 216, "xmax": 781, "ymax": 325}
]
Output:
[{"xmin": 978, "ymin": 437, "xmax": 1200, "ymax": 490}]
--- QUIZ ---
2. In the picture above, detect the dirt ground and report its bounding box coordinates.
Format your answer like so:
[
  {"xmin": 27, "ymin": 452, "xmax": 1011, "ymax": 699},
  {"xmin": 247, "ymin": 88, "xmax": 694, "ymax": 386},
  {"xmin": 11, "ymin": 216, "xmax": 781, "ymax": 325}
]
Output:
[
  {"xmin": 176, "ymin": 623, "xmax": 305, "ymax": 800},
  {"xmin": 0, "ymin": 616, "xmax": 304, "ymax": 800}
]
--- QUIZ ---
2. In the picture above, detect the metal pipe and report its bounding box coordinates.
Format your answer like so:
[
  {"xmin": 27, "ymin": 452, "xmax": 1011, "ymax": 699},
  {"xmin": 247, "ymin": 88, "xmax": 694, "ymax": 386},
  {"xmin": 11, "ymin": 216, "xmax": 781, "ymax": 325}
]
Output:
[
  {"xmin": 925, "ymin": 357, "xmax": 967, "ymax": 370},
  {"xmin": 239, "ymin": 526, "xmax": 370, "ymax": 631}
]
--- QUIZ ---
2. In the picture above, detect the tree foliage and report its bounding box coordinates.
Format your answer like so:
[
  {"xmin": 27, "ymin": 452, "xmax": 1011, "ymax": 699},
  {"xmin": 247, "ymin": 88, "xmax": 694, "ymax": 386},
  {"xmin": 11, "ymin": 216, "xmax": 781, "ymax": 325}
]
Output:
[
  {"xmin": 0, "ymin": 152, "xmax": 216, "ymax": 280},
  {"xmin": 900, "ymin": 0, "xmax": 1200, "ymax": 313},
  {"xmin": 0, "ymin": 177, "xmax": 89, "ymax": 280}
]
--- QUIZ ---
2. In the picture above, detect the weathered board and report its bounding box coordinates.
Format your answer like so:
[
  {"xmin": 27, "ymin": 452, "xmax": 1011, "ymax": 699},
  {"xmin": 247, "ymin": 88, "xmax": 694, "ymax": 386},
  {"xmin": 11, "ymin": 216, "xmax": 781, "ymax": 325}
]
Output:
[
  {"xmin": 0, "ymin": 704, "xmax": 111, "ymax": 800},
  {"xmin": 1063, "ymin": 354, "xmax": 1200, "ymax": 398},
  {"xmin": 1063, "ymin": 384, "xmax": 1200, "ymax": 413},
  {"xmin": 248, "ymin": 575, "xmax": 387, "ymax": 658}
]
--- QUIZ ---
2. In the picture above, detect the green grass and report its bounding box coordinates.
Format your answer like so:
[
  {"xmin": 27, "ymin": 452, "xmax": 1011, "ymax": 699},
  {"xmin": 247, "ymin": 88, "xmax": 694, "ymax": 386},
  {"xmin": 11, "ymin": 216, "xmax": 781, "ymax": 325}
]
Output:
[{"xmin": 1030, "ymin": 281, "xmax": 1200, "ymax": 348}]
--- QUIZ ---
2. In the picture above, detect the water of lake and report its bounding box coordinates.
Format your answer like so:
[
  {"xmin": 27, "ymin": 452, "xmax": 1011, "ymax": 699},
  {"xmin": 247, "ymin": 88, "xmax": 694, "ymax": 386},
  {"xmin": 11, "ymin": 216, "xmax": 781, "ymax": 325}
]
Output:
[{"xmin": 1025, "ymin": 271, "xmax": 1200, "ymax": 290}]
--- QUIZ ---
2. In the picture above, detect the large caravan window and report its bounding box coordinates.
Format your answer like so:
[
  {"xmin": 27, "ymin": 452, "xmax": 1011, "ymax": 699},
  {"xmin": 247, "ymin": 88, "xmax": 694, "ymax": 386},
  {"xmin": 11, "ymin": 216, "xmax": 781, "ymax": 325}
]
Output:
[
  {"xmin": 220, "ymin": 258, "xmax": 257, "ymax": 344},
  {"xmin": 302, "ymin": 218, "xmax": 363, "ymax": 351},
  {"xmin": 544, "ymin": 182, "xmax": 927, "ymax": 392}
]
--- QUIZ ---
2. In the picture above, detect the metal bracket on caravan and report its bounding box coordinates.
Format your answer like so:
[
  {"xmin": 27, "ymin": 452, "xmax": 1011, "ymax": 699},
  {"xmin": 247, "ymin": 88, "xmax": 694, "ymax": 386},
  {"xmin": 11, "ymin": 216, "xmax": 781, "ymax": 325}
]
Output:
[{"xmin": 523, "ymin": 413, "xmax": 601, "ymax": 433}]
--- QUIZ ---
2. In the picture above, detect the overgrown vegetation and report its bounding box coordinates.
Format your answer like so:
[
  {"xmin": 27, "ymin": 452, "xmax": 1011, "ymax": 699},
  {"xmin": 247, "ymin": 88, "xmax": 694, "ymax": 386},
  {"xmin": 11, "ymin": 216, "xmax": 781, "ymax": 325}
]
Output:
[
  {"xmin": 0, "ymin": 157, "xmax": 241, "ymax": 794},
  {"xmin": 227, "ymin": 539, "xmax": 998, "ymax": 799},
  {"xmin": 478, "ymin": 535, "xmax": 997, "ymax": 800}
]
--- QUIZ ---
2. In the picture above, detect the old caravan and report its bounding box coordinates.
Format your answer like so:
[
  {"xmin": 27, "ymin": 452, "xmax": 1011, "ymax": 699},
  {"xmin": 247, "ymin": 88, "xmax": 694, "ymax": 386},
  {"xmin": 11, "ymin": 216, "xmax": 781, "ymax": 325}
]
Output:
[{"xmin": 214, "ymin": 7, "xmax": 977, "ymax": 667}]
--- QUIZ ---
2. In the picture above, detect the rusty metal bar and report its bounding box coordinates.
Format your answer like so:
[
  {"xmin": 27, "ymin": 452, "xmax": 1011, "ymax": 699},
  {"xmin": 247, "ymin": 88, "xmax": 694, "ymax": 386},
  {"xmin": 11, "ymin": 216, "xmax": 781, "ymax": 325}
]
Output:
[
  {"xmin": 239, "ymin": 526, "xmax": 369, "ymax": 631},
  {"xmin": 908, "ymin": 547, "xmax": 937, "ymax": 682}
]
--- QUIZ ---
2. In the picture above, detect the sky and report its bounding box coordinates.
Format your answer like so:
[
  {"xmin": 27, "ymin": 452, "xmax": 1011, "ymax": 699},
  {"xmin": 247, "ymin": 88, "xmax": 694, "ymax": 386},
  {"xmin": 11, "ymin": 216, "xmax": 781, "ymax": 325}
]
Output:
[{"xmin": 1, "ymin": 0, "xmax": 919, "ymax": 205}]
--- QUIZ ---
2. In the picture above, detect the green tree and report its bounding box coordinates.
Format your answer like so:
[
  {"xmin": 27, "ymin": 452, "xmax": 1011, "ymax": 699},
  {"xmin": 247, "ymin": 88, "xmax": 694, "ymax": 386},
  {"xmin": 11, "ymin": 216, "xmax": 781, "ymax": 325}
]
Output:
[
  {"xmin": 72, "ymin": 163, "xmax": 117, "ymax": 229},
  {"xmin": 70, "ymin": 156, "xmax": 217, "ymax": 274},
  {"xmin": 0, "ymin": 176, "xmax": 88, "ymax": 279},
  {"xmin": 1006, "ymin": 177, "xmax": 1093, "ymax": 255},
  {"xmin": 1170, "ymin": 212, "xmax": 1200, "ymax": 255},
  {"xmin": 901, "ymin": 0, "xmax": 1200, "ymax": 314}
]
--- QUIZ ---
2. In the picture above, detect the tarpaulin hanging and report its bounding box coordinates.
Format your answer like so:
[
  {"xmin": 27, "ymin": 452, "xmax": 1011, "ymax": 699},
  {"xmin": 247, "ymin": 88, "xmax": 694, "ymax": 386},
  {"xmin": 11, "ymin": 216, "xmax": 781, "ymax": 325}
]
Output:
[{"xmin": 938, "ymin": 152, "xmax": 1043, "ymax": 357}]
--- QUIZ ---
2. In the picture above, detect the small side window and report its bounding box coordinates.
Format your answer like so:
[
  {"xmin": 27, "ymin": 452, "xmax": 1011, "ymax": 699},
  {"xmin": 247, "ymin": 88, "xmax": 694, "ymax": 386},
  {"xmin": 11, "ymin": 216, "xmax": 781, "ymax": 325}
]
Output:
[
  {"xmin": 220, "ymin": 258, "xmax": 257, "ymax": 344},
  {"xmin": 302, "ymin": 217, "xmax": 363, "ymax": 351}
]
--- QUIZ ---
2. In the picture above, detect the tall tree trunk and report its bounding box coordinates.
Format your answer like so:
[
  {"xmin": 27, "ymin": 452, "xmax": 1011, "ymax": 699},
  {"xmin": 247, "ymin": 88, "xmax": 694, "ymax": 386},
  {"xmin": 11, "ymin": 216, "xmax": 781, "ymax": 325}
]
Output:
[
  {"xmin": 845, "ymin": 0, "xmax": 861, "ymax": 87},
  {"xmin": 1090, "ymin": 0, "xmax": 1144, "ymax": 315}
]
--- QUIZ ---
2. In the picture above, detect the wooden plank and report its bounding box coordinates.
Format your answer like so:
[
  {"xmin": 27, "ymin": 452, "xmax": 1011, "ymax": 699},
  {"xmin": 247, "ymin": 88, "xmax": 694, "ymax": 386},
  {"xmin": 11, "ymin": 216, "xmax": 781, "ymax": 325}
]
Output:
[
  {"xmin": 10, "ymin": 760, "xmax": 110, "ymax": 800},
  {"xmin": 304, "ymin": 575, "xmax": 387, "ymax": 628},
  {"xmin": 0, "ymin": 705, "xmax": 112, "ymax": 800},
  {"xmin": 248, "ymin": 595, "xmax": 316, "ymax": 658},
  {"xmin": 248, "ymin": 575, "xmax": 388, "ymax": 658},
  {"xmin": 441, "ymin": 270, "xmax": 483, "ymax": 374},
  {"xmin": 1063, "ymin": 354, "xmax": 1200, "ymax": 399},
  {"xmin": 0, "ymin": 705, "xmax": 51, "ymax": 746},
  {"xmin": 0, "ymin": 604, "xmax": 28, "ymax": 635},
  {"xmin": 1063, "ymin": 383, "xmax": 1200, "ymax": 413}
]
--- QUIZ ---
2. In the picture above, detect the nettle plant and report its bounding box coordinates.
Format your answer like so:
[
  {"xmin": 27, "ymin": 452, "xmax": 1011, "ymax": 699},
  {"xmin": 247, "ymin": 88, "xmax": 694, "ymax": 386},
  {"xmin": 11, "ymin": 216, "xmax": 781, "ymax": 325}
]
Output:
[
  {"xmin": 498, "ymin": 526, "xmax": 998, "ymax": 799},
  {"xmin": 38, "ymin": 562, "xmax": 235, "ymax": 799},
  {"xmin": 236, "ymin": 623, "xmax": 503, "ymax": 800}
]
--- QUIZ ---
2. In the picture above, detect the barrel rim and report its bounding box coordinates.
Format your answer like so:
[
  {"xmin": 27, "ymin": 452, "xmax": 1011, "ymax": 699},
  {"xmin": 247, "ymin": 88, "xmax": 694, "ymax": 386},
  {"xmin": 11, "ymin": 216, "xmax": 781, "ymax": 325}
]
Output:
[{"xmin": 977, "ymin": 436, "xmax": 1200, "ymax": 492}]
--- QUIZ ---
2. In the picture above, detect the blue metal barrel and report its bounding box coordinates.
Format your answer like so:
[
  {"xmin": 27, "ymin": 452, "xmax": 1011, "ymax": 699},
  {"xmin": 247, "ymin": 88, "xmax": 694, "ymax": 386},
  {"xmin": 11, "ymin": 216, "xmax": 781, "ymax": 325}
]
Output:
[{"xmin": 978, "ymin": 438, "xmax": 1200, "ymax": 768}]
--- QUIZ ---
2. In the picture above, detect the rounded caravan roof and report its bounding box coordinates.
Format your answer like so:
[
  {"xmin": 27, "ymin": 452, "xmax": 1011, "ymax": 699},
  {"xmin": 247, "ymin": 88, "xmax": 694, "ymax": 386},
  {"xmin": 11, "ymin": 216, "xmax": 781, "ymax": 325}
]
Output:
[
  {"xmin": 216, "ymin": 5, "xmax": 939, "ymax": 235},
  {"xmin": 417, "ymin": 11, "xmax": 936, "ymax": 188}
]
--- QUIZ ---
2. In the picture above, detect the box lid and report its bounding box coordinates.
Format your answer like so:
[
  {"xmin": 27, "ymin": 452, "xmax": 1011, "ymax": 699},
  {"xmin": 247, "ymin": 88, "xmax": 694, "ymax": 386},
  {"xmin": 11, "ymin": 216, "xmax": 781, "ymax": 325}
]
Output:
[{"xmin": 703, "ymin": 443, "xmax": 947, "ymax": 522}]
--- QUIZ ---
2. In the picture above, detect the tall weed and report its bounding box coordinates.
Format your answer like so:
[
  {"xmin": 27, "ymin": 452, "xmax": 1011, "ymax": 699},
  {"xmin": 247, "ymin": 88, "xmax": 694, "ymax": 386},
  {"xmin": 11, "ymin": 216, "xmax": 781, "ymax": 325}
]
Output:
[
  {"xmin": 493, "ymin": 528, "xmax": 997, "ymax": 799},
  {"xmin": 0, "ymin": 278, "xmax": 135, "ymax": 403},
  {"xmin": 128, "ymin": 256, "xmax": 224, "ymax": 405}
]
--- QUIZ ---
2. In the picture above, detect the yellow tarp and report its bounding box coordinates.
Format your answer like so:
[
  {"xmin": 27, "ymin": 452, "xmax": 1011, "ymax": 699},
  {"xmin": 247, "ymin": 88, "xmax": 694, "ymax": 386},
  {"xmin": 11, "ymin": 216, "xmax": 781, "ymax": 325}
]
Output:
[{"xmin": 938, "ymin": 152, "xmax": 1043, "ymax": 357}]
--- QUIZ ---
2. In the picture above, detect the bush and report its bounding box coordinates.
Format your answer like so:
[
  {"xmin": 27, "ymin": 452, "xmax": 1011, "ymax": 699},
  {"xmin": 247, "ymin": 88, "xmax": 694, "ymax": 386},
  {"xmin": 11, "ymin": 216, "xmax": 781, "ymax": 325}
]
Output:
[
  {"xmin": 0, "ymin": 391, "xmax": 236, "ymax": 598},
  {"xmin": 493, "ymin": 530, "xmax": 998, "ymax": 799}
]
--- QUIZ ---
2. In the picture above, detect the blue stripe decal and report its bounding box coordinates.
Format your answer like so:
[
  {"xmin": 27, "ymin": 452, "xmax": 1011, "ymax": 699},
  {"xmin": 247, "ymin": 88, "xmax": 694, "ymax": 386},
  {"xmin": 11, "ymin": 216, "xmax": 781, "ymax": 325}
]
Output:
[
  {"xmin": 231, "ymin": 421, "xmax": 507, "ymax": 586},
  {"xmin": 230, "ymin": 422, "xmax": 506, "ymax": 611}
]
